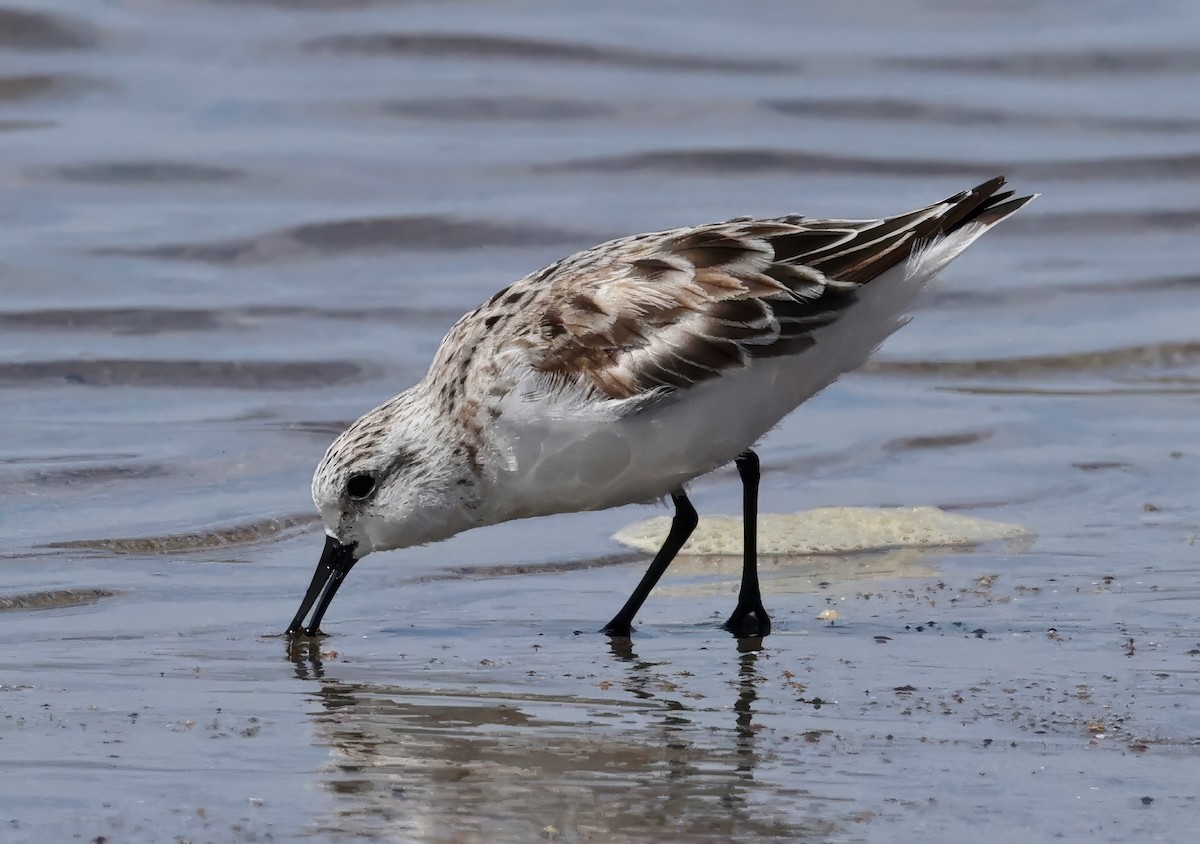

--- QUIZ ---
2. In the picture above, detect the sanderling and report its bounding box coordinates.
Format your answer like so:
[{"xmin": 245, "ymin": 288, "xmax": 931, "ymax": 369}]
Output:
[{"xmin": 287, "ymin": 176, "xmax": 1034, "ymax": 639}]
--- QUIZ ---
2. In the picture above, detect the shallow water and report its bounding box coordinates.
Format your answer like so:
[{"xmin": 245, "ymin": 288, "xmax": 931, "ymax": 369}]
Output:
[{"xmin": 2, "ymin": 0, "xmax": 1199, "ymax": 841}]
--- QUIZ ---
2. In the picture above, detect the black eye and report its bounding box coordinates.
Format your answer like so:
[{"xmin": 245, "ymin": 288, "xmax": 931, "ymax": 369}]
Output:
[{"xmin": 345, "ymin": 473, "xmax": 376, "ymax": 501}]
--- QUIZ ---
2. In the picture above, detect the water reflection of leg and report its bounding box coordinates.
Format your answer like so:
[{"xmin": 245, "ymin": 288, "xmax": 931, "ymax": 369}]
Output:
[
  {"xmin": 285, "ymin": 634, "xmax": 326, "ymax": 681},
  {"xmin": 607, "ymin": 635, "xmax": 666, "ymax": 703},
  {"xmin": 283, "ymin": 639, "xmax": 794, "ymax": 838},
  {"xmin": 608, "ymin": 634, "xmax": 639, "ymax": 663},
  {"xmin": 283, "ymin": 643, "xmax": 360, "ymax": 717},
  {"xmin": 734, "ymin": 637, "xmax": 765, "ymax": 775}
]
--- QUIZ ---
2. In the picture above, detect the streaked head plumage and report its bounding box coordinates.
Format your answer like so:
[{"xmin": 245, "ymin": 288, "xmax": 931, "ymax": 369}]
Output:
[{"xmin": 311, "ymin": 387, "xmax": 479, "ymax": 557}]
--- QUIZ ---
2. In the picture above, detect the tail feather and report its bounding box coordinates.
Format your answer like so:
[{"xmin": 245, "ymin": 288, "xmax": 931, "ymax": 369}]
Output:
[{"xmin": 805, "ymin": 177, "xmax": 1036, "ymax": 286}]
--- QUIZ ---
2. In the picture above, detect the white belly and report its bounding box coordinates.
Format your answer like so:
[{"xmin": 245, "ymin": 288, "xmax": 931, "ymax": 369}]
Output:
[{"xmin": 476, "ymin": 253, "xmax": 935, "ymax": 525}]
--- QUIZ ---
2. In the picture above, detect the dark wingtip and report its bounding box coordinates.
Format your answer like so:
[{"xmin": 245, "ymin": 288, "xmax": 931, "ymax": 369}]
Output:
[
  {"xmin": 959, "ymin": 177, "xmax": 1037, "ymax": 228},
  {"xmin": 970, "ymin": 191, "xmax": 1039, "ymax": 227},
  {"xmin": 819, "ymin": 177, "xmax": 1034, "ymax": 285},
  {"xmin": 946, "ymin": 176, "xmax": 1036, "ymax": 232}
]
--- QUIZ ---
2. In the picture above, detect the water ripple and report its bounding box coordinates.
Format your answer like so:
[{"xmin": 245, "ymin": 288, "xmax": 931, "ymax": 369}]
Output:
[
  {"xmin": 1001, "ymin": 208, "xmax": 1200, "ymax": 236},
  {"xmin": 200, "ymin": 0, "xmax": 465, "ymax": 7},
  {"xmin": 366, "ymin": 96, "xmax": 615, "ymax": 121},
  {"xmin": 95, "ymin": 215, "xmax": 598, "ymax": 264},
  {"xmin": 541, "ymin": 147, "xmax": 1200, "ymax": 182},
  {"xmin": 540, "ymin": 149, "xmax": 995, "ymax": 177},
  {"xmin": 1023, "ymin": 153, "xmax": 1200, "ymax": 181},
  {"xmin": 764, "ymin": 97, "xmax": 1200, "ymax": 135},
  {"xmin": 0, "ymin": 7, "xmax": 99, "ymax": 50},
  {"xmin": 0, "ymin": 305, "xmax": 464, "ymax": 335},
  {"xmin": 0, "ymin": 359, "xmax": 367, "ymax": 389},
  {"xmin": 888, "ymin": 46, "xmax": 1200, "ymax": 77},
  {"xmin": 0, "ymin": 73, "xmax": 107, "ymax": 103},
  {"xmin": 45, "ymin": 160, "xmax": 250, "ymax": 186},
  {"xmin": 0, "ymin": 588, "xmax": 115, "ymax": 612},
  {"xmin": 21, "ymin": 463, "xmax": 172, "ymax": 489},
  {"xmin": 45, "ymin": 514, "xmax": 319, "ymax": 554},
  {"xmin": 304, "ymin": 32, "xmax": 793, "ymax": 74},
  {"xmin": 0, "ymin": 119, "xmax": 50, "ymax": 133},
  {"xmin": 867, "ymin": 342, "xmax": 1200, "ymax": 378}
]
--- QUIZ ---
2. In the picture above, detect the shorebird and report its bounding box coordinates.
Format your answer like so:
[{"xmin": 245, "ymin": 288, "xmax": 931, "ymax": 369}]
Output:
[{"xmin": 286, "ymin": 177, "xmax": 1034, "ymax": 639}]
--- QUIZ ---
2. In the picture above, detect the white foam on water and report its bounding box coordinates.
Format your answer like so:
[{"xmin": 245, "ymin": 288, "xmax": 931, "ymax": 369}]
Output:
[{"xmin": 614, "ymin": 506, "xmax": 1033, "ymax": 556}]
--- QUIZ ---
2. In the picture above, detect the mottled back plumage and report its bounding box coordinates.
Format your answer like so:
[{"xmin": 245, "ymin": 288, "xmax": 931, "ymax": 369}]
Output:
[{"xmin": 429, "ymin": 176, "xmax": 1028, "ymax": 418}]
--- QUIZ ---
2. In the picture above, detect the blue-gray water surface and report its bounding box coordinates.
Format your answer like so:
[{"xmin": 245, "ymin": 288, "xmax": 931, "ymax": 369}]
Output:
[{"xmin": 2, "ymin": 1, "xmax": 1199, "ymax": 841}]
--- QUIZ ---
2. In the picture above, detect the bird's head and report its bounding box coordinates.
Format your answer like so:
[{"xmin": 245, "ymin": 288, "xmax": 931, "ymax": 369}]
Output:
[{"xmin": 286, "ymin": 388, "xmax": 478, "ymax": 636}]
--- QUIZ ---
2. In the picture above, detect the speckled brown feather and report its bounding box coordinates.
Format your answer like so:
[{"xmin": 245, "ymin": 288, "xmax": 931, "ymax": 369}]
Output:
[{"xmin": 429, "ymin": 177, "xmax": 1022, "ymax": 414}]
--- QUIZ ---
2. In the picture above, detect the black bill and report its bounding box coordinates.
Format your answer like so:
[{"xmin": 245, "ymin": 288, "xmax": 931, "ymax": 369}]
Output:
[{"xmin": 285, "ymin": 535, "xmax": 358, "ymax": 636}]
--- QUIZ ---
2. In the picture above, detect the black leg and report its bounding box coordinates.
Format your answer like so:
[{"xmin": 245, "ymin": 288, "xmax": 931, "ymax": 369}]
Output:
[
  {"xmin": 601, "ymin": 492, "xmax": 698, "ymax": 637},
  {"xmin": 723, "ymin": 450, "xmax": 771, "ymax": 637}
]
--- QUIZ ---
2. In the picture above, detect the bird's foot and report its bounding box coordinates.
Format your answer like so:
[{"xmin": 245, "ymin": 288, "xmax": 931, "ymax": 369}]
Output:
[
  {"xmin": 600, "ymin": 618, "xmax": 634, "ymax": 638},
  {"xmin": 723, "ymin": 606, "xmax": 771, "ymax": 638}
]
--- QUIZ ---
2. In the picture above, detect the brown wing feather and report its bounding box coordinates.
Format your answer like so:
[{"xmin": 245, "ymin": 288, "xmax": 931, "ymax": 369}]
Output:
[{"xmin": 510, "ymin": 177, "xmax": 1025, "ymax": 400}]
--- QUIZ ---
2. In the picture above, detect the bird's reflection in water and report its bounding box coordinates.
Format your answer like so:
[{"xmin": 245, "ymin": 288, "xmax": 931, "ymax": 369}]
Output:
[
  {"xmin": 606, "ymin": 634, "xmax": 666, "ymax": 701},
  {"xmin": 609, "ymin": 634, "xmax": 765, "ymax": 779},
  {"xmin": 285, "ymin": 636, "xmax": 324, "ymax": 681},
  {"xmin": 734, "ymin": 636, "xmax": 765, "ymax": 775},
  {"xmin": 282, "ymin": 634, "xmax": 834, "ymax": 840},
  {"xmin": 285, "ymin": 637, "xmax": 359, "ymax": 713}
]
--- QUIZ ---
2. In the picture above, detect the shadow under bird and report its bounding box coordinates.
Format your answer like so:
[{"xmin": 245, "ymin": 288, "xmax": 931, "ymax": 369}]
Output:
[{"xmin": 286, "ymin": 177, "xmax": 1034, "ymax": 639}]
